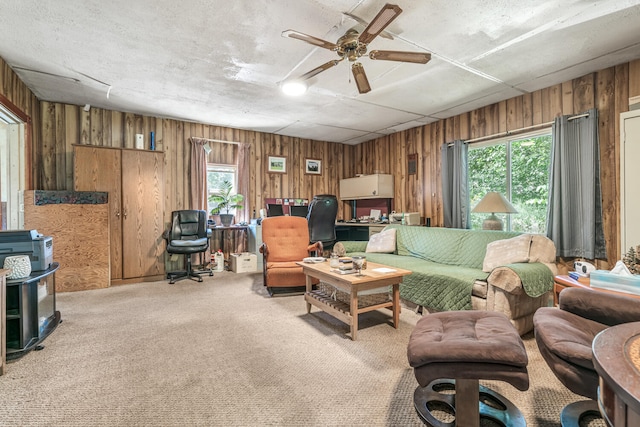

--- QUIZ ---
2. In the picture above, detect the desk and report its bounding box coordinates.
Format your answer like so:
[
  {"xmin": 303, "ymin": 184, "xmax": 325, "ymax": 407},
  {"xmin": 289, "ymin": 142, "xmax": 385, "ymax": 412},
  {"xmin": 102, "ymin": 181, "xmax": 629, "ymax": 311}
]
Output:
[
  {"xmin": 554, "ymin": 275, "xmax": 640, "ymax": 306},
  {"xmin": 335, "ymin": 223, "xmax": 387, "ymax": 241},
  {"xmin": 593, "ymin": 322, "xmax": 640, "ymax": 426},
  {"xmin": 209, "ymin": 225, "xmax": 249, "ymax": 262}
]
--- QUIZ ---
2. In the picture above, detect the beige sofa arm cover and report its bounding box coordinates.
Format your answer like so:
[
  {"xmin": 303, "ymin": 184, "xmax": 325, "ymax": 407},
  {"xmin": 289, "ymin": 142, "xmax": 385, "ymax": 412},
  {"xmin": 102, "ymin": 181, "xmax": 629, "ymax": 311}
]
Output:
[{"xmin": 487, "ymin": 267, "xmax": 525, "ymax": 295}]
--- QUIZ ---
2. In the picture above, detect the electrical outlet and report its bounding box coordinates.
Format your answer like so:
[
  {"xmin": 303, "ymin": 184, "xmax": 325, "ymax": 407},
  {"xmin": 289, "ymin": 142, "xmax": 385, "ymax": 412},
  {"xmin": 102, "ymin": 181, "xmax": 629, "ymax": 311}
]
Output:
[{"xmin": 135, "ymin": 133, "xmax": 144, "ymax": 149}]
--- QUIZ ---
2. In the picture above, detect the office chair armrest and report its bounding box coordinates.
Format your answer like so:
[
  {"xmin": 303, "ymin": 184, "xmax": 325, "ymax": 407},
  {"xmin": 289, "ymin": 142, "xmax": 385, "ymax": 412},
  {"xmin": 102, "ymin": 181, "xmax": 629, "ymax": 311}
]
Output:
[
  {"xmin": 162, "ymin": 229, "xmax": 171, "ymax": 242},
  {"xmin": 559, "ymin": 287, "xmax": 640, "ymax": 326}
]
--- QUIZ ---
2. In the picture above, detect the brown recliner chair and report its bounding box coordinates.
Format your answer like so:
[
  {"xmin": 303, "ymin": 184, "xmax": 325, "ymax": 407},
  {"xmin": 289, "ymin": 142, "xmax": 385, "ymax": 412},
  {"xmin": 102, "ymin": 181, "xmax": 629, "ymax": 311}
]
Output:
[
  {"xmin": 259, "ymin": 216, "xmax": 322, "ymax": 296},
  {"xmin": 534, "ymin": 287, "xmax": 640, "ymax": 426}
]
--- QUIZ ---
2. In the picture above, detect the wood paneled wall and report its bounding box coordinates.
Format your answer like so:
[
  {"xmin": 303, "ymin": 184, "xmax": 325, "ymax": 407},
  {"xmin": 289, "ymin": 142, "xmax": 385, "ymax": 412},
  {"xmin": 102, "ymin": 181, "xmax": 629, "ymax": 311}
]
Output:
[
  {"xmin": 3, "ymin": 55, "xmax": 640, "ymax": 270},
  {"xmin": 355, "ymin": 60, "xmax": 640, "ymax": 270}
]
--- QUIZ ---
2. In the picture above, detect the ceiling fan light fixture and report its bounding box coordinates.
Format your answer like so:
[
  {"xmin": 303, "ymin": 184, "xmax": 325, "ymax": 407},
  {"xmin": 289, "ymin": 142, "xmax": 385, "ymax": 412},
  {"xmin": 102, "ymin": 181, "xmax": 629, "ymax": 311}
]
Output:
[
  {"xmin": 281, "ymin": 80, "xmax": 307, "ymax": 96},
  {"xmin": 351, "ymin": 63, "xmax": 371, "ymax": 94}
]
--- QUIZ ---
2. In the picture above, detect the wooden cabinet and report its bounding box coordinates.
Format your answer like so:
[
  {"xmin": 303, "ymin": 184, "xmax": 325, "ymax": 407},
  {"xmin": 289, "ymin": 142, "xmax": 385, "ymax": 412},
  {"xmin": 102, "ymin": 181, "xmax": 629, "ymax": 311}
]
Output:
[
  {"xmin": 621, "ymin": 110, "xmax": 640, "ymax": 258},
  {"xmin": 73, "ymin": 145, "xmax": 165, "ymax": 283},
  {"xmin": 339, "ymin": 174, "xmax": 394, "ymax": 200}
]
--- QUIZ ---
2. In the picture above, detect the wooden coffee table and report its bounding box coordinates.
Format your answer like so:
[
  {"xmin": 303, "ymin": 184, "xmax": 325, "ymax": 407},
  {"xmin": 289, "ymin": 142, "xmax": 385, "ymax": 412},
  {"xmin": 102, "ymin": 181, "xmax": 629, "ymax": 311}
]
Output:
[{"xmin": 298, "ymin": 260, "xmax": 411, "ymax": 340}]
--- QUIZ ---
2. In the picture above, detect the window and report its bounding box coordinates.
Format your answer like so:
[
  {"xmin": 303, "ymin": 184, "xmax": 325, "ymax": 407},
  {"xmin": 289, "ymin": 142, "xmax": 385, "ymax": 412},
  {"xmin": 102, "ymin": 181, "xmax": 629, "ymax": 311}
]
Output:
[
  {"xmin": 0, "ymin": 104, "xmax": 26, "ymax": 230},
  {"xmin": 468, "ymin": 131, "xmax": 552, "ymax": 233},
  {"xmin": 206, "ymin": 164, "xmax": 237, "ymax": 215}
]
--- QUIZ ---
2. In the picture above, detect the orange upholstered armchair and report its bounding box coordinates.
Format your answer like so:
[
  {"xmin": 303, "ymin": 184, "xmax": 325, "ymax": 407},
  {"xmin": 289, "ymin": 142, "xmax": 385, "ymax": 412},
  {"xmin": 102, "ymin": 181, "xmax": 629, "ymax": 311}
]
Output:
[{"xmin": 259, "ymin": 216, "xmax": 322, "ymax": 295}]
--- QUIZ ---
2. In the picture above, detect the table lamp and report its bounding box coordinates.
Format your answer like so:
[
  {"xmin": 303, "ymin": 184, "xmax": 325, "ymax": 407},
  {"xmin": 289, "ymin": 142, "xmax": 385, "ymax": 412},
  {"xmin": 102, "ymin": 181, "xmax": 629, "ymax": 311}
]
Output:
[{"xmin": 472, "ymin": 192, "xmax": 518, "ymax": 230}]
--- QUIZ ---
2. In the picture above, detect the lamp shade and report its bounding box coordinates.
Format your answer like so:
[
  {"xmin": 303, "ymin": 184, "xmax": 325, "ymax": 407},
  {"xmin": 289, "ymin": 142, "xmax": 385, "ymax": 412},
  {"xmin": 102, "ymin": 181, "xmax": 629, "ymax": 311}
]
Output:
[
  {"xmin": 472, "ymin": 192, "xmax": 517, "ymax": 230},
  {"xmin": 472, "ymin": 192, "xmax": 518, "ymax": 214}
]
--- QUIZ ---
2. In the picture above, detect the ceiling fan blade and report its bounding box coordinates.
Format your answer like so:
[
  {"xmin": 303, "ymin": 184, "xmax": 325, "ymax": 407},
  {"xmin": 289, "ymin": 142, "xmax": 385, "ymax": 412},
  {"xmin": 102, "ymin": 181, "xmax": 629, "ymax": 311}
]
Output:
[
  {"xmin": 358, "ymin": 4, "xmax": 402, "ymax": 45},
  {"xmin": 342, "ymin": 12, "xmax": 393, "ymax": 40},
  {"xmin": 369, "ymin": 50, "xmax": 431, "ymax": 64},
  {"xmin": 351, "ymin": 62, "xmax": 371, "ymax": 94},
  {"xmin": 299, "ymin": 59, "xmax": 343, "ymax": 81},
  {"xmin": 282, "ymin": 30, "xmax": 338, "ymax": 51}
]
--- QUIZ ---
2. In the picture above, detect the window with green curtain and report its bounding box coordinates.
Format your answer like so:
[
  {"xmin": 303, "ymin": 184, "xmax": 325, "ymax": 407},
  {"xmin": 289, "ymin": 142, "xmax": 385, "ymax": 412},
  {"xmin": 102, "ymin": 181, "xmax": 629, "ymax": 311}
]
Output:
[{"xmin": 468, "ymin": 131, "xmax": 552, "ymax": 233}]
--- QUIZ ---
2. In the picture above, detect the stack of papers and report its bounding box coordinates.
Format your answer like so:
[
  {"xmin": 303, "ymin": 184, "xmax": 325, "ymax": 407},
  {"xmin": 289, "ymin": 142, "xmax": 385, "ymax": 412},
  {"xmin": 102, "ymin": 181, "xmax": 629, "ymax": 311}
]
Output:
[{"xmin": 372, "ymin": 267, "xmax": 396, "ymax": 273}]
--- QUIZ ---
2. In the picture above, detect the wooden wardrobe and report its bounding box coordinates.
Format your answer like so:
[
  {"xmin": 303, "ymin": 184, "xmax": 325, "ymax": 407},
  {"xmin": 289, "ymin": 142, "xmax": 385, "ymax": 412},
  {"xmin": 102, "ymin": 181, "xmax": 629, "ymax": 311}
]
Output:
[{"xmin": 73, "ymin": 145, "xmax": 165, "ymax": 284}]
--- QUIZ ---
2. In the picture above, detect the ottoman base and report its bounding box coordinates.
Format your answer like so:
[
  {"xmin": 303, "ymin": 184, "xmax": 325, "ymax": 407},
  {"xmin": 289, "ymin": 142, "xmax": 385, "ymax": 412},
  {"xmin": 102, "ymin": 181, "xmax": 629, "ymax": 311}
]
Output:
[{"xmin": 413, "ymin": 379, "xmax": 526, "ymax": 427}]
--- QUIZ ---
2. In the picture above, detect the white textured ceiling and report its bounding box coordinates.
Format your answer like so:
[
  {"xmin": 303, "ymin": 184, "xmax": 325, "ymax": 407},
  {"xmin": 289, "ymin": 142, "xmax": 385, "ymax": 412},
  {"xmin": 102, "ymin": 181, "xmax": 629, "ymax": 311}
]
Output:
[{"xmin": 2, "ymin": 1, "xmax": 640, "ymax": 144}]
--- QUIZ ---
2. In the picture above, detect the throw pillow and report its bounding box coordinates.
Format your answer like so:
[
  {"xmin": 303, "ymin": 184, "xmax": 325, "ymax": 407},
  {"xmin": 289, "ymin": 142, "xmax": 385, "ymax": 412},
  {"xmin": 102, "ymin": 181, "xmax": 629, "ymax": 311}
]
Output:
[
  {"xmin": 529, "ymin": 234, "xmax": 557, "ymax": 263},
  {"xmin": 333, "ymin": 242, "xmax": 346, "ymax": 257},
  {"xmin": 366, "ymin": 228, "xmax": 397, "ymax": 253},
  {"xmin": 482, "ymin": 234, "xmax": 532, "ymax": 272}
]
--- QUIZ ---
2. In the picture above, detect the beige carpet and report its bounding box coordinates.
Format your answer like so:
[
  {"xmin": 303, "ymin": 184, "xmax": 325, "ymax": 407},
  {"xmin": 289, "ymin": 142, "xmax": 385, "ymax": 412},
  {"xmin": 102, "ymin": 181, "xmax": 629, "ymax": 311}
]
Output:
[{"xmin": 0, "ymin": 272, "xmax": 604, "ymax": 426}]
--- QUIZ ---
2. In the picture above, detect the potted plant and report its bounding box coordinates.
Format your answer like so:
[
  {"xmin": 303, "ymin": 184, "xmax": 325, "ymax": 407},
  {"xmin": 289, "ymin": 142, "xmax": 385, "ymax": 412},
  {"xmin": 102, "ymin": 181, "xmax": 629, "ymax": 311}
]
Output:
[{"xmin": 209, "ymin": 180, "xmax": 244, "ymax": 227}]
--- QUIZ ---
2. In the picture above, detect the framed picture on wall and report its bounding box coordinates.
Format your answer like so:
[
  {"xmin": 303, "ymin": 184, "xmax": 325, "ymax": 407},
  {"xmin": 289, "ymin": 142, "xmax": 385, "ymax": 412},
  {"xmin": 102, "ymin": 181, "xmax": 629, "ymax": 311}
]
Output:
[
  {"xmin": 408, "ymin": 153, "xmax": 418, "ymax": 175},
  {"xmin": 305, "ymin": 158, "xmax": 321, "ymax": 175},
  {"xmin": 267, "ymin": 155, "xmax": 287, "ymax": 173}
]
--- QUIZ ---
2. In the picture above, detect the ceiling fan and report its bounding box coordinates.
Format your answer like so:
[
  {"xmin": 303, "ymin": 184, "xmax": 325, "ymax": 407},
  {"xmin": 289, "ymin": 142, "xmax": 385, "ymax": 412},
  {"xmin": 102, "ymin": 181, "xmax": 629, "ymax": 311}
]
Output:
[{"xmin": 282, "ymin": 3, "xmax": 430, "ymax": 94}]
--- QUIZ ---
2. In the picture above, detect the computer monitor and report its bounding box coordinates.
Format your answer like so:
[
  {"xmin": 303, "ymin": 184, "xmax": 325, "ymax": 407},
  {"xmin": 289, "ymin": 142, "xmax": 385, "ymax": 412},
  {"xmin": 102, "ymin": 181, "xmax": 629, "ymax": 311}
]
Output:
[
  {"xmin": 289, "ymin": 205, "xmax": 309, "ymax": 218},
  {"xmin": 267, "ymin": 204, "xmax": 284, "ymax": 217}
]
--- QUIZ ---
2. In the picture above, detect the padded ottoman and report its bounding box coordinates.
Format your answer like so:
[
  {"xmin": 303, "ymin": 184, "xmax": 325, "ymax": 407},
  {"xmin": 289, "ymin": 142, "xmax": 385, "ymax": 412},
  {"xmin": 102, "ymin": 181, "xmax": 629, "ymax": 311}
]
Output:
[{"xmin": 407, "ymin": 311, "xmax": 529, "ymax": 427}]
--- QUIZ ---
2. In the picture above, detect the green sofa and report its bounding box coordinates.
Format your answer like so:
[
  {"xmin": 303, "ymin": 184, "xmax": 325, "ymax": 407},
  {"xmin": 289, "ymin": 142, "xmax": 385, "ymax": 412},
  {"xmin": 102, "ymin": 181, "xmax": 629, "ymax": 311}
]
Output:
[{"xmin": 335, "ymin": 224, "xmax": 557, "ymax": 335}]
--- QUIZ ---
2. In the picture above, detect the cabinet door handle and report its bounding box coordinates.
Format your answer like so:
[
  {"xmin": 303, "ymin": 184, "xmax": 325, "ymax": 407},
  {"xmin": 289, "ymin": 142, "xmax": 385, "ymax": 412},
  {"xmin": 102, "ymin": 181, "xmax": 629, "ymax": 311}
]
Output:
[
  {"xmin": 115, "ymin": 210, "xmax": 120, "ymax": 218},
  {"xmin": 123, "ymin": 209, "xmax": 128, "ymax": 219}
]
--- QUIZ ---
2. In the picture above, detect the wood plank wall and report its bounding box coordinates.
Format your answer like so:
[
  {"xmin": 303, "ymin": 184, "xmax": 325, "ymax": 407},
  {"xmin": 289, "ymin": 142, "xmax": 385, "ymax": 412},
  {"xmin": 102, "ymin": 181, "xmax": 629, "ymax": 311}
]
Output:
[
  {"xmin": 3, "ymin": 56, "xmax": 640, "ymax": 271},
  {"xmin": 355, "ymin": 60, "xmax": 640, "ymax": 271}
]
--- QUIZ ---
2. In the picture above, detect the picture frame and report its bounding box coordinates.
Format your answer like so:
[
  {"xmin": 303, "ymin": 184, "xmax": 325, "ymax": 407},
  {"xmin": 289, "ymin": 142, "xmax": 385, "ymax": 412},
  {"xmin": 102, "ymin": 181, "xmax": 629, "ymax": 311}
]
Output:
[
  {"xmin": 267, "ymin": 155, "xmax": 287, "ymax": 173},
  {"xmin": 408, "ymin": 153, "xmax": 418, "ymax": 175},
  {"xmin": 305, "ymin": 158, "xmax": 322, "ymax": 175}
]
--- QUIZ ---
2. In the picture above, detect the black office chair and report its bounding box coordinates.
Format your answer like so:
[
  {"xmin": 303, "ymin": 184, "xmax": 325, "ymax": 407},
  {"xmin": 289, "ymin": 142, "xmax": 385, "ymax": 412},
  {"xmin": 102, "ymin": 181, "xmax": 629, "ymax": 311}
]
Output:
[
  {"xmin": 307, "ymin": 194, "xmax": 338, "ymax": 251},
  {"xmin": 165, "ymin": 210, "xmax": 212, "ymax": 284}
]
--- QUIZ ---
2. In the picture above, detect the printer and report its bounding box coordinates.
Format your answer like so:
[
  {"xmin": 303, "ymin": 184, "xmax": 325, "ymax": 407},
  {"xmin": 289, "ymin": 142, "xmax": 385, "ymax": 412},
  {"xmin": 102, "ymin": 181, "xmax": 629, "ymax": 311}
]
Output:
[
  {"xmin": 0, "ymin": 230, "xmax": 53, "ymax": 272},
  {"xmin": 389, "ymin": 212, "xmax": 421, "ymax": 226}
]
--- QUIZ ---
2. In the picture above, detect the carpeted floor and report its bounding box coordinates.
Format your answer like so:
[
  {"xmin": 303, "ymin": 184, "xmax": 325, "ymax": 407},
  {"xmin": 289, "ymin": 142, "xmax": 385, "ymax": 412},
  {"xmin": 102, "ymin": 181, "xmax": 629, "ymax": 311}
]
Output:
[{"xmin": 0, "ymin": 272, "xmax": 604, "ymax": 426}]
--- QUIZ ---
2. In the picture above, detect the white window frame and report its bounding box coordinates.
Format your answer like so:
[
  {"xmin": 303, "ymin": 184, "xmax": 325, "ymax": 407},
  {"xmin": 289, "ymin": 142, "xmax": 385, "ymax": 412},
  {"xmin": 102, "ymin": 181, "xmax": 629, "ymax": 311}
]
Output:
[{"xmin": 206, "ymin": 163, "xmax": 238, "ymax": 215}]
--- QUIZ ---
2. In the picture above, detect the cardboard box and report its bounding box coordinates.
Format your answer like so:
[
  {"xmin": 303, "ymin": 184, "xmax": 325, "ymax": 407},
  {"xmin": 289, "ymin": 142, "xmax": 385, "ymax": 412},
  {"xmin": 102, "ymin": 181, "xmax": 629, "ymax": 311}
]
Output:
[{"xmin": 230, "ymin": 252, "xmax": 257, "ymax": 273}]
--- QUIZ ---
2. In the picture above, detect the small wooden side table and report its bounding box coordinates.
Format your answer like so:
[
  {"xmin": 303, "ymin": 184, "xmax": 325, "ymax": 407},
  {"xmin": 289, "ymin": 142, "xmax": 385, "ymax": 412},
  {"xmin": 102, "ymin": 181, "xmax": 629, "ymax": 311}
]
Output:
[{"xmin": 554, "ymin": 275, "xmax": 640, "ymax": 306}]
